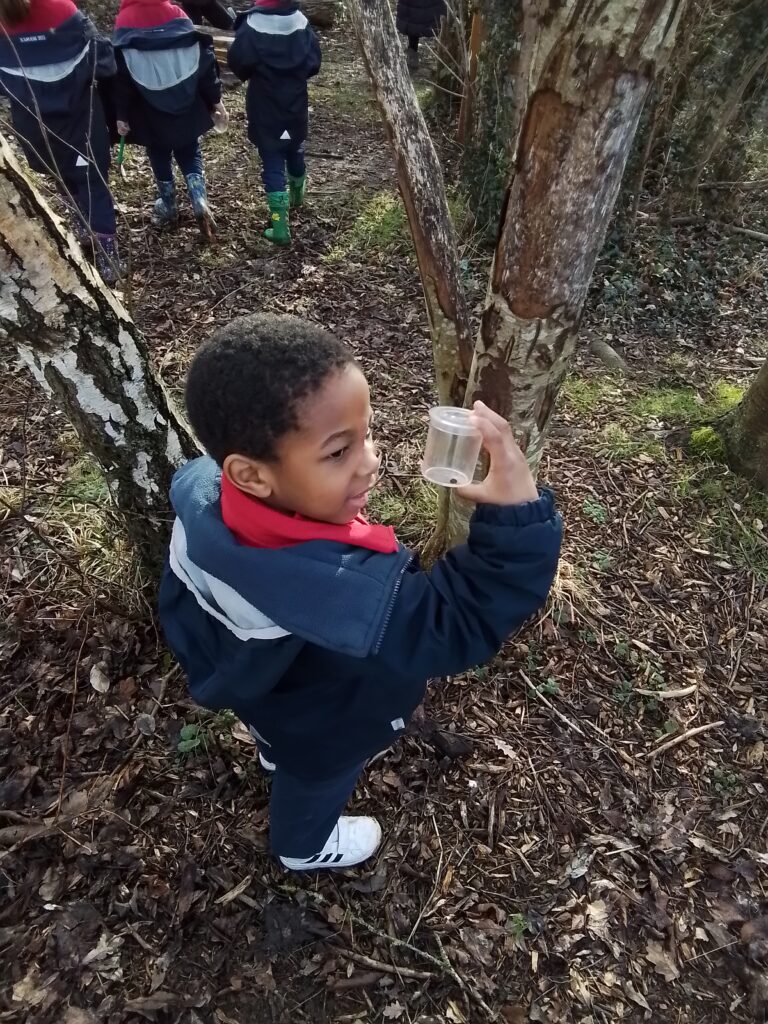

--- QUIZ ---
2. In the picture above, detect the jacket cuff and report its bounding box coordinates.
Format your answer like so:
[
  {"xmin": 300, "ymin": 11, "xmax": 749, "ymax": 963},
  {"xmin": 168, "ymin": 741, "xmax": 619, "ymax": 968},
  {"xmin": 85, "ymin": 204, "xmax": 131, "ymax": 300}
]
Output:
[{"xmin": 472, "ymin": 487, "xmax": 556, "ymax": 528}]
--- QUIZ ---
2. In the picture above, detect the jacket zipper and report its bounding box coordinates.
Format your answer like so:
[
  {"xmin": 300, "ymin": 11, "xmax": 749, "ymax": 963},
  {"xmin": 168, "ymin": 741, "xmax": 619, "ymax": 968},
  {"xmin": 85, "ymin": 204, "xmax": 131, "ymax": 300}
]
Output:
[{"xmin": 374, "ymin": 554, "xmax": 413, "ymax": 654}]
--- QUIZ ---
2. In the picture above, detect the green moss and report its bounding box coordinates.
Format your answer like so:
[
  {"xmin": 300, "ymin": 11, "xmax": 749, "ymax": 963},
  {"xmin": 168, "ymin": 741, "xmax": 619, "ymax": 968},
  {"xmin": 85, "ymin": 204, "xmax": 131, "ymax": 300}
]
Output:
[
  {"xmin": 561, "ymin": 376, "xmax": 619, "ymax": 416},
  {"xmin": 711, "ymin": 380, "xmax": 744, "ymax": 413},
  {"xmin": 62, "ymin": 457, "xmax": 109, "ymax": 504},
  {"xmin": 630, "ymin": 387, "xmax": 701, "ymax": 421},
  {"xmin": 414, "ymin": 81, "xmax": 435, "ymax": 114},
  {"xmin": 596, "ymin": 424, "xmax": 666, "ymax": 462},
  {"xmin": 327, "ymin": 190, "xmax": 411, "ymax": 263},
  {"xmin": 689, "ymin": 426, "xmax": 727, "ymax": 461},
  {"xmin": 630, "ymin": 380, "xmax": 743, "ymax": 424}
]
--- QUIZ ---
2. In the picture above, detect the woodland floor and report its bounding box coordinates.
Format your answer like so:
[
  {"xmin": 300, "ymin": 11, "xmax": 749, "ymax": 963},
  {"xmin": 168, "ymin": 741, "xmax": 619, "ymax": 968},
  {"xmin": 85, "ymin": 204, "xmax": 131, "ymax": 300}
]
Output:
[{"xmin": 2, "ymin": 17, "xmax": 768, "ymax": 1024}]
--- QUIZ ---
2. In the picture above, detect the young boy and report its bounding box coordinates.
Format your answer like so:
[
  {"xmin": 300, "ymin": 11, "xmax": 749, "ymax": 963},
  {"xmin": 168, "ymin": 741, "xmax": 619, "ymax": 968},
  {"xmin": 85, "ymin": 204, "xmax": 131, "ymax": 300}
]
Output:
[
  {"xmin": 113, "ymin": 0, "xmax": 225, "ymax": 236},
  {"xmin": 227, "ymin": 0, "xmax": 321, "ymax": 246},
  {"xmin": 159, "ymin": 314, "xmax": 562, "ymax": 870}
]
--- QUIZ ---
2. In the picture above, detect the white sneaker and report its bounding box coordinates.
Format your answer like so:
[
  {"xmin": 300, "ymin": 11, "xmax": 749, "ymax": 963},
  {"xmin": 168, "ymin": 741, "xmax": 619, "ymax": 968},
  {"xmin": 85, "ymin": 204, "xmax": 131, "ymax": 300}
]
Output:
[
  {"xmin": 279, "ymin": 816, "xmax": 382, "ymax": 870},
  {"xmin": 259, "ymin": 751, "xmax": 276, "ymax": 772}
]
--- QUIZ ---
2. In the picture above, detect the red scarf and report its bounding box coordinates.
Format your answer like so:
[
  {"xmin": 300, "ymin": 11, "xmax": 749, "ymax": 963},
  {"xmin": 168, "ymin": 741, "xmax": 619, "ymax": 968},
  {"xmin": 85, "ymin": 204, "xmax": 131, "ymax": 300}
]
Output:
[
  {"xmin": 221, "ymin": 475, "xmax": 398, "ymax": 554},
  {"xmin": 115, "ymin": 0, "xmax": 188, "ymax": 29},
  {"xmin": 4, "ymin": 0, "xmax": 77, "ymax": 33}
]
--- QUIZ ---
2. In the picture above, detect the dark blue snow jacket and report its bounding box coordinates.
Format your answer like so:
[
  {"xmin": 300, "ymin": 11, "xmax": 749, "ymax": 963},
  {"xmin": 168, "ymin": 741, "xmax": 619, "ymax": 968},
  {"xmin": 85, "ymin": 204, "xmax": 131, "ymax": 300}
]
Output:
[
  {"xmin": 227, "ymin": 4, "xmax": 321, "ymax": 151},
  {"xmin": 159, "ymin": 457, "xmax": 562, "ymax": 779},
  {"xmin": 0, "ymin": 12, "xmax": 115, "ymax": 179},
  {"xmin": 113, "ymin": 20, "xmax": 221, "ymax": 150}
]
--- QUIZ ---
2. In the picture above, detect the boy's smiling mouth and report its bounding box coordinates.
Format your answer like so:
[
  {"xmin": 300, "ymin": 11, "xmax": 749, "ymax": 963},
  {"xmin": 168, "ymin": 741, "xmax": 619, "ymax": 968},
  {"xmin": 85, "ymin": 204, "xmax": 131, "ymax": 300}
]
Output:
[{"xmin": 346, "ymin": 487, "xmax": 371, "ymax": 513}]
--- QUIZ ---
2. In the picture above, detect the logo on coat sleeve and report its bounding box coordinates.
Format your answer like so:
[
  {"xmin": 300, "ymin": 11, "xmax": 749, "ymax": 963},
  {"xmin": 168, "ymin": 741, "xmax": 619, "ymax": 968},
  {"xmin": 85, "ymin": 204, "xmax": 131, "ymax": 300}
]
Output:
[{"xmin": 391, "ymin": 718, "xmax": 405, "ymax": 732}]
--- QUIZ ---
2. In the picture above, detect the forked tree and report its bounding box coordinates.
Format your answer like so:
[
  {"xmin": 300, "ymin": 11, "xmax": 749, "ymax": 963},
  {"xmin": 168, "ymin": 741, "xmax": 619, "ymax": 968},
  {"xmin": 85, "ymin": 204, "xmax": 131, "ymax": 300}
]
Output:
[{"xmin": 350, "ymin": 0, "xmax": 687, "ymax": 544}]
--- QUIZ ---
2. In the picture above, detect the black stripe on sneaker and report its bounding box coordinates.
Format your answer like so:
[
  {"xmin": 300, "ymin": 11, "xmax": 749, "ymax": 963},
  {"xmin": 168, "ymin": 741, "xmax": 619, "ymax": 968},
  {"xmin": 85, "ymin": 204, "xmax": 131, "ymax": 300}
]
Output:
[
  {"xmin": 306, "ymin": 854, "xmax": 321, "ymax": 864},
  {"xmin": 321, "ymin": 853, "xmax": 334, "ymax": 864},
  {"xmin": 333, "ymin": 854, "xmax": 343, "ymax": 863}
]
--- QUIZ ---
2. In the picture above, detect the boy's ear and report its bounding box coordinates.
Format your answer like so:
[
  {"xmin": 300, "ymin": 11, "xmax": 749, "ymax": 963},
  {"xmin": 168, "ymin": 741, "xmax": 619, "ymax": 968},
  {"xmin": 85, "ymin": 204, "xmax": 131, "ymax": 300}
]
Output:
[{"xmin": 222, "ymin": 453, "xmax": 274, "ymax": 500}]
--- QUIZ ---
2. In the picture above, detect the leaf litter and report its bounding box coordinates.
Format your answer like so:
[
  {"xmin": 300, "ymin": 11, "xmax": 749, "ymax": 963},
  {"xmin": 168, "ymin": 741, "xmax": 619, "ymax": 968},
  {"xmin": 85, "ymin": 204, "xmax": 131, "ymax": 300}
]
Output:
[{"xmin": 1, "ymin": 14, "xmax": 767, "ymax": 1024}]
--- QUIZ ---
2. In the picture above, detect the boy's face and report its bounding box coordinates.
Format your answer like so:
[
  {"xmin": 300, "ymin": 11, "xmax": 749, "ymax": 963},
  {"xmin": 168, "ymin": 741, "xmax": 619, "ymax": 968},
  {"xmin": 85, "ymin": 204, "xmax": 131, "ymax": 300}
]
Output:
[{"xmin": 225, "ymin": 364, "xmax": 381, "ymax": 524}]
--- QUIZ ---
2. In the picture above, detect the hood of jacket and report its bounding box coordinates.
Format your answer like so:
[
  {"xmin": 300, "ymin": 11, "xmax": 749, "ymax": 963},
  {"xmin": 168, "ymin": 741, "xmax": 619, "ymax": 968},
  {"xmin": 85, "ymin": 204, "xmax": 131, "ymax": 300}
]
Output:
[
  {"xmin": 233, "ymin": 5, "xmax": 315, "ymax": 73},
  {"xmin": 0, "ymin": 10, "xmax": 92, "ymax": 68},
  {"xmin": 115, "ymin": 0, "xmax": 189, "ymax": 29},
  {"xmin": 168, "ymin": 457, "xmax": 411, "ymax": 659}
]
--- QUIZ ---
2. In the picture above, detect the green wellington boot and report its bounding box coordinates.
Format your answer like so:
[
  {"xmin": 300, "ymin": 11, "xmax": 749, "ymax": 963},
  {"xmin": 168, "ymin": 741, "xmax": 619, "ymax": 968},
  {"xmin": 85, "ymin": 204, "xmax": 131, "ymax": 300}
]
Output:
[
  {"xmin": 264, "ymin": 190, "xmax": 291, "ymax": 245},
  {"xmin": 288, "ymin": 172, "xmax": 307, "ymax": 209}
]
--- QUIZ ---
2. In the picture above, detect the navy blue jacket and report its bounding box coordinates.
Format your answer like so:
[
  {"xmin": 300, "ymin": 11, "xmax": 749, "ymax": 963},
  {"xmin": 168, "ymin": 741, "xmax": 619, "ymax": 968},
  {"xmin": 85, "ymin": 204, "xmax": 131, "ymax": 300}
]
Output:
[
  {"xmin": 227, "ymin": 4, "xmax": 321, "ymax": 150},
  {"xmin": 397, "ymin": 0, "xmax": 446, "ymax": 38},
  {"xmin": 159, "ymin": 458, "xmax": 563, "ymax": 779},
  {"xmin": 0, "ymin": 12, "xmax": 115, "ymax": 178},
  {"xmin": 113, "ymin": 20, "xmax": 221, "ymax": 150}
]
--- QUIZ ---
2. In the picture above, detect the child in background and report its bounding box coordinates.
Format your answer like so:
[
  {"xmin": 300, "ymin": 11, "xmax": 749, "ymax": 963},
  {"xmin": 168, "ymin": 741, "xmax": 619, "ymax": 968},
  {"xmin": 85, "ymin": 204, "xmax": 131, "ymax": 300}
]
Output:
[
  {"xmin": 228, "ymin": 0, "xmax": 320, "ymax": 246},
  {"xmin": 113, "ymin": 0, "xmax": 225, "ymax": 236},
  {"xmin": 0, "ymin": 0, "xmax": 121, "ymax": 284},
  {"xmin": 159, "ymin": 313, "xmax": 562, "ymax": 870}
]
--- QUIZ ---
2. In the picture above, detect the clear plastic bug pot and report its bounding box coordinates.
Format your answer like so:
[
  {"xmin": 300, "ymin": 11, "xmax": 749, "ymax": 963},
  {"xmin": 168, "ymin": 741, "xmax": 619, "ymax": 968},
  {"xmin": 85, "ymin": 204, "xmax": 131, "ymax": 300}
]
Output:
[{"xmin": 421, "ymin": 406, "xmax": 482, "ymax": 488}]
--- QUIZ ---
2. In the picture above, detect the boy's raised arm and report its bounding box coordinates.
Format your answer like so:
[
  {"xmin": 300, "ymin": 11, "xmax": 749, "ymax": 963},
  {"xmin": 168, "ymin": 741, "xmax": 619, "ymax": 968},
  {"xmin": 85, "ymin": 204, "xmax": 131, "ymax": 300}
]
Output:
[{"xmin": 375, "ymin": 403, "xmax": 562, "ymax": 678}]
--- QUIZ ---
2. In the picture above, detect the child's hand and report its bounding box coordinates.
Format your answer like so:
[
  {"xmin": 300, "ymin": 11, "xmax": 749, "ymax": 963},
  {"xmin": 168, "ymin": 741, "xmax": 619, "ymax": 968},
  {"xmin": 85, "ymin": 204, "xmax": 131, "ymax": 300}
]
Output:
[
  {"xmin": 211, "ymin": 102, "xmax": 229, "ymax": 133},
  {"xmin": 455, "ymin": 401, "xmax": 539, "ymax": 507},
  {"xmin": 116, "ymin": 120, "xmax": 130, "ymax": 137}
]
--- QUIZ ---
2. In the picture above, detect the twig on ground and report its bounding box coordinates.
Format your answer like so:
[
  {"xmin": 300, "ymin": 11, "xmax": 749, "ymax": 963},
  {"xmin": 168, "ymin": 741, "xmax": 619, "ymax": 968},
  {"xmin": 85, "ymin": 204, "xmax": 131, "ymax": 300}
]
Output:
[
  {"xmin": 728, "ymin": 226, "xmax": 768, "ymax": 243},
  {"xmin": 634, "ymin": 684, "xmax": 698, "ymax": 699},
  {"xmin": 337, "ymin": 948, "xmax": 435, "ymax": 981},
  {"xmin": 288, "ymin": 888, "xmax": 499, "ymax": 1020},
  {"xmin": 519, "ymin": 670, "xmax": 586, "ymax": 736},
  {"xmin": 641, "ymin": 721, "xmax": 725, "ymax": 760},
  {"xmin": 55, "ymin": 630, "xmax": 88, "ymax": 818}
]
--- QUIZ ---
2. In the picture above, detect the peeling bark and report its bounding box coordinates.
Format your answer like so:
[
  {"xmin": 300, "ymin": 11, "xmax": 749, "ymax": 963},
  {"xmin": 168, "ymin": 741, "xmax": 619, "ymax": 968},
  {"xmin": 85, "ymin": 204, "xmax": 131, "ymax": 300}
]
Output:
[
  {"xmin": 0, "ymin": 135, "xmax": 198, "ymax": 572},
  {"xmin": 349, "ymin": 0, "xmax": 473, "ymax": 405},
  {"xmin": 465, "ymin": 0, "xmax": 685, "ymax": 478},
  {"xmin": 717, "ymin": 357, "xmax": 768, "ymax": 491}
]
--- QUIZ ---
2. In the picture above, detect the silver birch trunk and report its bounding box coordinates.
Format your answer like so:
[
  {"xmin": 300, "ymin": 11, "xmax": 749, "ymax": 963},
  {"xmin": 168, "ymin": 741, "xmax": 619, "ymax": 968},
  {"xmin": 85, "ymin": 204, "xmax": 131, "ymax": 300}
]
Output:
[
  {"xmin": 349, "ymin": 0, "xmax": 474, "ymax": 405},
  {"xmin": 464, "ymin": 0, "xmax": 686, "ymax": 477},
  {"xmin": 0, "ymin": 135, "xmax": 198, "ymax": 572}
]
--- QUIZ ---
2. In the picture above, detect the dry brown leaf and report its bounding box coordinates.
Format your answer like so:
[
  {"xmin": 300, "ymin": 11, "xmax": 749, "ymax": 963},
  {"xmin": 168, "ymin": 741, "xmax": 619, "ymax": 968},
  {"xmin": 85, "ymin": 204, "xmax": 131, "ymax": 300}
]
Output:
[
  {"xmin": 123, "ymin": 992, "xmax": 178, "ymax": 1018},
  {"xmin": 586, "ymin": 899, "xmax": 611, "ymax": 941},
  {"xmin": 89, "ymin": 663, "xmax": 110, "ymax": 693},
  {"xmin": 12, "ymin": 968, "xmax": 46, "ymax": 1006},
  {"xmin": 493, "ymin": 738, "xmax": 517, "ymax": 758},
  {"xmin": 383, "ymin": 1000, "xmax": 405, "ymax": 1020},
  {"xmin": 646, "ymin": 940, "xmax": 680, "ymax": 982},
  {"xmin": 63, "ymin": 1009, "xmax": 98, "ymax": 1024}
]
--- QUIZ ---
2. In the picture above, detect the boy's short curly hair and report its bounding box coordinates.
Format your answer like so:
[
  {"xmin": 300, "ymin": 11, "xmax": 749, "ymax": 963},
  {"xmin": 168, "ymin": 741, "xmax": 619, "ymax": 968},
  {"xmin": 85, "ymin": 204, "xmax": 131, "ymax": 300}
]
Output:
[{"xmin": 186, "ymin": 313, "xmax": 355, "ymax": 465}]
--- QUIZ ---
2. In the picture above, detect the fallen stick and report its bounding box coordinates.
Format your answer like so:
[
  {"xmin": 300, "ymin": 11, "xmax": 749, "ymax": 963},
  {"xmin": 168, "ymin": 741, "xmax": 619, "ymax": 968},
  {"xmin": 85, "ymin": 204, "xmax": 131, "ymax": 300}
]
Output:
[
  {"xmin": 337, "ymin": 948, "xmax": 435, "ymax": 981},
  {"xmin": 634, "ymin": 684, "xmax": 698, "ymax": 699},
  {"xmin": 518, "ymin": 670, "xmax": 586, "ymax": 736},
  {"xmin": 288, "ymin": 887, "xmax": 499, "ymax": 1021},
  {"xmin": 728, "ymin": 226, "xmax": 768, "ymax": 243},
  {"xmin": 641, "ymin": 720, "xmax": 724, "ymax": 760}
]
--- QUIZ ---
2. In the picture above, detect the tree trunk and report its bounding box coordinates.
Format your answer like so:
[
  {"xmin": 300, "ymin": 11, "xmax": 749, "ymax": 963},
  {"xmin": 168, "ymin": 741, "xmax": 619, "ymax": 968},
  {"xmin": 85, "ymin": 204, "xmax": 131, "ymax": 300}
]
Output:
[
  {"xmin": 716, "ymin": 357, "xmax": 768, "ymax": 491},
  {"xmin": 464, "ymin": 0, "xmax": 686, "ymax": 478},
  {"xmin": 692, "ymin": 43, "xmax": 768, "ymax": 184},
  {"xmin": 349, "ymin": 0, "xmax": 473, "ymax": 405},
  {"xmin": 460, "ymin": 0, "xmax": 521, "ymax": 237},
  {"xmin": 457, "ymin": 11, "xmax": 485, "ymax": 144},
  {"xmin": 0, "ymin": 135, "xmax": 198, "ymax": 572}
]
